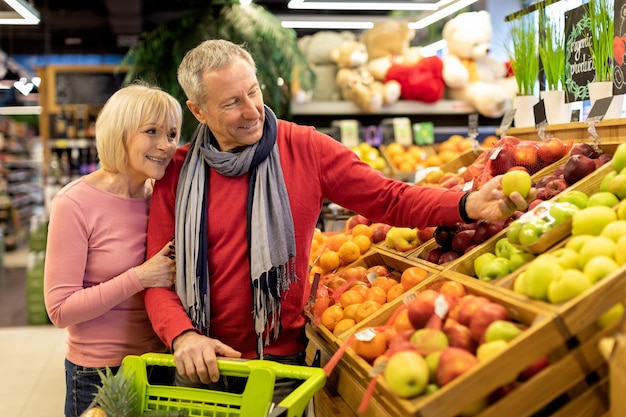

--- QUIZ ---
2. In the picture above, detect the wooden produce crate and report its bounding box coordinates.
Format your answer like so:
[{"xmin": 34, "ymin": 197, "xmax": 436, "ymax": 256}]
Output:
[
  {"xmin": 380, "ymin": 144, "xmax": 439, "ymax": 182},
  {"xmin": 308, "ymin": 249, "xmax": 440, "ymax": 347},
  {"xmin": 318, "ymin": 271, "xmax": 603, "ymax": 417}
]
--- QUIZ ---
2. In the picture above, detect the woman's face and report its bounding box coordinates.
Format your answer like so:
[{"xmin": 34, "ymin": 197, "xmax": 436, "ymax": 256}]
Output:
[
  {"xmin": 187, "ymin": 57, "xmax": 265, "ymax": 152},
  {"xmin": 125, "ymin": 119, "xmax": 178, "ymax": 181}
]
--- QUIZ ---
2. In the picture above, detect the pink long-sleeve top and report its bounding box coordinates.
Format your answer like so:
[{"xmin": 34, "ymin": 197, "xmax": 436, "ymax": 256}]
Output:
[
  {"xmin": 44, "ymin": 178, "xmax": 167, "ymax": 368},
  {"xmin": 145, "ymin": 120, "xmax": 466, "ymax": 359}
]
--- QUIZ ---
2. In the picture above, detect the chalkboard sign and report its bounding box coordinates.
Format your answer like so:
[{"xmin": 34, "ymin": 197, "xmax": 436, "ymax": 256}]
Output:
[{"xmin": 54, "ymin": 71, "xmax": 127, "ymax": 105}]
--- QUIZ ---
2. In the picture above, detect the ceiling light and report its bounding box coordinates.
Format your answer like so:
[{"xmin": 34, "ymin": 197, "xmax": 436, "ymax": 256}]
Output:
[
  {"xmin": 0, "ymin": 0, "xmax": 40, "ymax": 25},
  {"xmin": 279, "ymin": 14, "xmax": 388, "ymax": 30},
  {"xmin": 409, "ymin": 0, "xmax": 478, "ymax": 29},
  {"xmin": 287, "ymin": 0, "xmax": 444, "ymax": 11}
]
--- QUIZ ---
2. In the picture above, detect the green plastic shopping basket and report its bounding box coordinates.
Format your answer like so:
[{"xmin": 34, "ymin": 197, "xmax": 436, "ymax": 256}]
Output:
[{"xmin": 121, "ymin": 353, "xmax": 326, "ymax": 417}]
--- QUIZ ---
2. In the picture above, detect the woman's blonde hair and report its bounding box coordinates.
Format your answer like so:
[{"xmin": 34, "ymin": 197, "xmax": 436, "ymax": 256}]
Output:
[{"xmin": 95, "ymin": 81, "xmax": 183, "ymax": 173}]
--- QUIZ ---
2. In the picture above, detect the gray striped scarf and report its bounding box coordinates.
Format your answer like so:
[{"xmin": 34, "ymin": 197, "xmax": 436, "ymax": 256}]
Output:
[{"xmin": 174, "ymin": 106, "xmax": 297, "ymax": 357}]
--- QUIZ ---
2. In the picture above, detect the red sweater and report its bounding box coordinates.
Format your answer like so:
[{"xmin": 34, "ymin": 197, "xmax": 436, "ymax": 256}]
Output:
[{"xmin": 144, "ymin": 120, "xmax": 465, "ymax": 358}]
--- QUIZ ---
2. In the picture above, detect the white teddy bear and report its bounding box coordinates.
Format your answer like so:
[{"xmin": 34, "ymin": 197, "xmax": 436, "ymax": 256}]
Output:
[{"xmin": 442, "ymin": 10, "xmax": 518, "ymax": 119}]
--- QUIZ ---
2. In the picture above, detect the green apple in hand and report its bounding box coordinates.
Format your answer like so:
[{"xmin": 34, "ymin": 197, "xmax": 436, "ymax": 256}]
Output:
[
  {"xmin": 557, "ymin": 190, "xmax": 589, "ymax": 209},
  {"xmin": 523, "ymin": 255, "xmax": 563, "ymax": 300},
  {"xmin": 583, "ymin": 256, "xmax": 620, "ymax": 284},
  {"xmin": 547, "ymin": 269, "xmax": 592, "ymax": 304},
  {"xmin": 578, "ymin": 236, "xmax": 616, "ymax": 268},
  {"xmin": 586, "ymin": 191, "xmax": 620, "ymax": 208},
  {"xmin": 383, "ymin": 350, "xmax": 430, "ymax": 398},
  {"xmin": 485, "ymin": 320, "xmax": 523, "ymax": 343},
  {"xmin": 571, "ymin": 206, "xmax": 617, "ymax": 236},
  {"xmin": 501, "ymin": 170, "xmax": 532, "ymax": 198}
]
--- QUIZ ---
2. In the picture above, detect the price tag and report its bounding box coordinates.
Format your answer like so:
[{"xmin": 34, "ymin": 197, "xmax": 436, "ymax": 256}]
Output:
[
  {"xmin": 392, "ymin": 117, "xmax": 413, "ymax": 146},
  {"xmin": 499, "ymin": 109, "xmax": 516, "ymax": 136},
  {"xmin": 413, "ymin": 122, "xmax": 434, "ymax": 145},
  {"xmin": 586, "ymin": 96, "xmax": 613, "ymax": 123},
  {"xmin": 331, "ymin": 119, "xmax": 360, "ymax": 148},
  {"xmin": 534, "ymin": 99, "xmax": 547, "ymax": 128},
  {"xmin": 355, "ymin": 327, "xmax": 377, "ymax": 342}
]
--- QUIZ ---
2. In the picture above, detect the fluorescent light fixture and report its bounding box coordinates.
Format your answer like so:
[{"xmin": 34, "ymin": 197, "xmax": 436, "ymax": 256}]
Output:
[
  {"xmin": 287, "ymin": 0, "xmax": 442, "ymax": 11},
  {"xmin": 279, "ymin": 14, "xmax": 388, "ymax": 30},
  {"xmin": 409, "ymin": 0, "xmax": 478, "ymax": 29},
  {"xmin": 0, "ymin": 0, "xmax": 40, "ymax": 25}
]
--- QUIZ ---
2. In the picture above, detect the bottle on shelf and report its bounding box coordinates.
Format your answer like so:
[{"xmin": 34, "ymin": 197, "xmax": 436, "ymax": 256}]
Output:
[
  {"xmin": 65, "ymin": 108, "xmax": 76, "ymax": 139},
  {"xmin": 54, "ymin": 108, "xmax": 67, "ymax": 139},
  {"xmin": 76, "ymin": 105, "xmax": 86, "ymax": 138}
]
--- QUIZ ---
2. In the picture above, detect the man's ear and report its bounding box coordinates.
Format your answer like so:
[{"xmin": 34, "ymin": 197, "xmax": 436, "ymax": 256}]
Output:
[{"xmin": 186, "ymin": 100, "xmax": 207, "ymax": 124}]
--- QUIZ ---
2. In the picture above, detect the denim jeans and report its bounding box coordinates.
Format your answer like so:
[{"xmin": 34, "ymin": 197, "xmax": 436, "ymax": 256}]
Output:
[{"xmin": 64, "ymin": 358, "xmax": 175, "ymax": 417}]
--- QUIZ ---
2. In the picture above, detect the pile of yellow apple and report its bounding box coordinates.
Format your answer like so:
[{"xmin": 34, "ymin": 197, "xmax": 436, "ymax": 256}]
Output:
[{"xmin": 350, "ymin": 142, "xmax": 388, "ymax": 172}]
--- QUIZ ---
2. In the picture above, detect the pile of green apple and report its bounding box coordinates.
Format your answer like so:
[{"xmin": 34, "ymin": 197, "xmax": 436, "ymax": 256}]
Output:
[
  {"xmin": 473, "ymin": 237, "xmax": 536, "ymax": 282},
  {"xmin": 511, "ymin": 142, "xmax": 626, "ymax": 304}
]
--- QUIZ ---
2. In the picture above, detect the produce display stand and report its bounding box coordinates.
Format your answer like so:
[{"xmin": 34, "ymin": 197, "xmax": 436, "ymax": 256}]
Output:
[
  {"xmin": 121, "ymin": 353, "xmax": 326, "ymax": 417},
  {"xmin": 306, "ymin": 123, "xmax": 626, "ymax": 417}
]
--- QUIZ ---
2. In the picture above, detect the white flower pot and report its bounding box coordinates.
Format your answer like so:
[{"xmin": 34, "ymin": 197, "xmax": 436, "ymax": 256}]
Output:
[
  {"xmin": 540, "ymin": 90, "xmax": 572, "ymax": 125},
  {"xmin": 513, "ymin": 95, "xmax": 539, "ymax": 128},
  {"xmin": 588, "ymin": 81, "xmax": 625, "ymax": 120}
]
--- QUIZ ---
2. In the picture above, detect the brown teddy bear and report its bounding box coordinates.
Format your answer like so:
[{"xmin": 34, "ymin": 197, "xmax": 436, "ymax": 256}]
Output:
[{"xmin": 331, "ymin": 39, "xmax": 401, "ymax": 113}]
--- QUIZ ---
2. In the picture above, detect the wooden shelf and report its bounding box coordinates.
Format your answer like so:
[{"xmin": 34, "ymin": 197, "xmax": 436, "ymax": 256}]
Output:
[{"xmin": 508, "ymin": 118, "xmax": 626, "ymax": 142}]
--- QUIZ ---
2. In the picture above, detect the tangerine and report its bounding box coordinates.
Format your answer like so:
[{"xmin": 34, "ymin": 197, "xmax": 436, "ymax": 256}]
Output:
[
  {"xmin": 386, "ymin": 283, "xmax": 405, "ymax": 303},
  {"xmin": 351, "ymin": 223, "xmax": 373, "ymax": 239},
  {"xmin": 321, "ymin": 304, "xmax": 344, "ymax": 331},
  {"xmin": 355, "ymin": 300, "xmax": 383, "ymax": 322},
  {"xmin": 352, "ymin": 234, "xmax": 372, "ymax": 254},
  {"xmin": 340, "ymin": 290, "xmax": 364, "ymax": 307},
  {"xmin": 365, "ymin": 286, "xmax": 388, "ymax": 305},
  {"xmin": 401, "ymin": 266, "xmax": 429, "ymax": 291},
  {"xmin": 318, "ymin": 250, "xmax": 340, "ymax": 273},
  {"xmin": 341, "ymin": 266, "xmax": 369, "ymax": 283},
  {"xmin": 372, "ymin": 276, "xmax": 399, "ymax": 293},
  {"xmin": 333, "ymin": 318, "xmax": 356, "ymax": 335},
  {"xmin": 350, "ymin": 282, "xmax": 369, "ymax": 298},
  {"xmin": 326, "ymin": 233, "xmax": 348, "ymax": 252},
  {"xmin": 440, "ymin": 280, "xmax": 466, "ymax": 299},
  {"xmin": 352, "ymin": 329, "xmax": 389, "ymax": 362},
  {"xmin": 343, "ymin": 303, "xmax": 361, "ymax": 320},
  {"xmin": 338, "ymin": 241, "xmax": 361, "ymax": 264}
]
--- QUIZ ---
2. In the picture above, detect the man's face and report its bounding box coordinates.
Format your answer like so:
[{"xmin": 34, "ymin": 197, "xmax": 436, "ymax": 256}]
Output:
[{"xmin": 188, "ymin": 57, "xmax": 265, "ymax": 152}]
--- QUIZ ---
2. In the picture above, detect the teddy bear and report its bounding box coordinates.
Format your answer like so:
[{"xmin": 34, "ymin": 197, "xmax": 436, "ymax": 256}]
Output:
[
  {"xmin": 331, "ymin": 39, "xmax": 401, "ymax": 113},
  {"xmin": 297, "ymin": 30, "xmax": 357, "ymax": 102},
  {"xmin": 441, "ymin": 10, "xmax": 518, "ymax": 118},
  {"xmin": 360, "ymin": 20, "xmax": 445, "ymax": 103}
]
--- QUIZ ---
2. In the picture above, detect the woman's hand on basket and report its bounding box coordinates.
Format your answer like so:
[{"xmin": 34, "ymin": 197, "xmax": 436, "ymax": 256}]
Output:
[{"xmin": 172, "ymin": 331, "xmax": 242, "ymax": 384}]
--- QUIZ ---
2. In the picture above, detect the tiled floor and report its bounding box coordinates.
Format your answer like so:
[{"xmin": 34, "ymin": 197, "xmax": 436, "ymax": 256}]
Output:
[{"xmin": 1, "ymin": 245, "xmax": 67, "ymax": 417}]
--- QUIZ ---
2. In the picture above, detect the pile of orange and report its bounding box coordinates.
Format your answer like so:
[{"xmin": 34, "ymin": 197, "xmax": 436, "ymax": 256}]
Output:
[
  {"xmin": 309, "ymin": 224, "xmax": 375, "ymax": 281},
  {"xmin": 318, "ymin": 265, "xmax": 430, "ymax": 336}
]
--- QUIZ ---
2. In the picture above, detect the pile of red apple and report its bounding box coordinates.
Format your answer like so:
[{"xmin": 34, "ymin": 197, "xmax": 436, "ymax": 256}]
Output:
[{"xmin": 335, "ymin": 280, "xmax": 549, "ymax": 410}]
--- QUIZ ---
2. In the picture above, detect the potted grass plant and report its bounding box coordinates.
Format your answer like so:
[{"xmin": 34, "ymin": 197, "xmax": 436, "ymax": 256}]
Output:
[
  {"xmin": 538, "ymin": 5, "xmax": 570, "ymax": 125},
  {"xmin": 507, "ymin": 13, "xmax": 539, "ymax": 127},
  {"xmin": 586, "ymin": 0, "xmax": 623, "ymax": 118}
]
